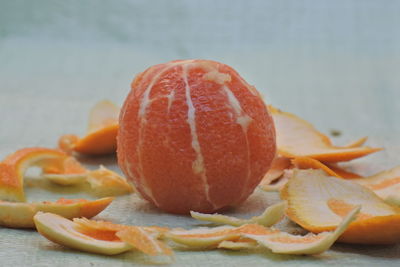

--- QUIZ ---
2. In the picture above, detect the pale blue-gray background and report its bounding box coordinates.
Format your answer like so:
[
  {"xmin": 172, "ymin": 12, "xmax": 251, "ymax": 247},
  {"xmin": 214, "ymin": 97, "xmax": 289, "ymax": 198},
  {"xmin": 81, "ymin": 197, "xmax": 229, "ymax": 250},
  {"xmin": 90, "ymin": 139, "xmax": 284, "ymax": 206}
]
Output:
[{"xmin": 0, "ymin": 0, "xmax": 399, "ymax": 266}]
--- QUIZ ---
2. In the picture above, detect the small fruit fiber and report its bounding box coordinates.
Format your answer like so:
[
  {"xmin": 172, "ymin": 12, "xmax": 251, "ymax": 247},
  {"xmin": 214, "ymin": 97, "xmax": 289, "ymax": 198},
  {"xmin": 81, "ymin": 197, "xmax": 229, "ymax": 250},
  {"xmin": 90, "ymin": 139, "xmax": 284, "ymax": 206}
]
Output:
[{"xmin": 118, "ymin": 59, "xmax": 276, "ymax": 214}]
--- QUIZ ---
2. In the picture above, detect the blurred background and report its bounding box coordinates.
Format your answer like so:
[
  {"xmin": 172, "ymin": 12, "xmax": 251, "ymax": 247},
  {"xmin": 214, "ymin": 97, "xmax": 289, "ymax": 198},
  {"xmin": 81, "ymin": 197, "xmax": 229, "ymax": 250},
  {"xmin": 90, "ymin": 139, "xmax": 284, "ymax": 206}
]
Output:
[{"xmin": 1, "ymin": 0, "xmax": 399, "ymax": 166}]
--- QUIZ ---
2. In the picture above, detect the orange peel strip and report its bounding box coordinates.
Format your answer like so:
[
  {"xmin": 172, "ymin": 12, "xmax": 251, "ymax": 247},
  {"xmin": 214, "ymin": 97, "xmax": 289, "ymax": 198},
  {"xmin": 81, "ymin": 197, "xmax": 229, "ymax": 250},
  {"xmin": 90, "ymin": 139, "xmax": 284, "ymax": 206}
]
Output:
[
  {"xmin": 0, "ymin": 197, "xmax": 113, "ymax": 228},
  {"xmin": 259, "ymin": 171, "xmax": 290, "ymax": 192},
  {"xmin": 259, "ymin": 157, "xmax": 291, "ymax": 188},
  {"xmin": 190, "ymin": 201, "xmax": 285, "ymax": 227},
  {"xmin": 281, "ymin": 169, "xmax": 400, "ymax": 244},
  {"xmin": 344, "ymin": 137, "xmax": 368, "ymax": 148},
  {"xmin": 34, "ymin": 212, "xmax": 131, "ymax": 255},
  {"xmin": 243, "ymin": 207, "xmax": 358, "ymax": 255},
  {"xmin": 62, "ymin": 100, "xmax": 120, "ymax": 156},
  {"xmin": 34, "ymin": 212, "xmax": 172, "ymax": 256},
  {"xmin": 0, "ymin": 147, "xmax": 68, "ymax": 201},
  {"xmin": 166, "ymin": 224, "xmax": 275, "ymax": 249},
  {"xmin": 269, "ymin": 106, "xmax": 382, "ymax": 162},
  {"xmin": 353, "ymin": 166, "xmax": 400, "ymax": 206},
  {"xmin": 292, "ymin": 156, "xmax": 361, "ymax": 179},
  {"xmin": 168, "ymin": 210, "xmax": 358, "ymax": 255}
]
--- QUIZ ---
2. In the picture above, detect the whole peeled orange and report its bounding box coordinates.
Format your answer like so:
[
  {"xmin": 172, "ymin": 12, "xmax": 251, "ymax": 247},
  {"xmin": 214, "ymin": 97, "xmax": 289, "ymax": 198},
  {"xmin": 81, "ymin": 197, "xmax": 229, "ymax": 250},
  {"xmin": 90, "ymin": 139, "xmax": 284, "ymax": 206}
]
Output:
[{"xmin": 118, "ymin": 59, "xmax": 276, "ymax": 214}]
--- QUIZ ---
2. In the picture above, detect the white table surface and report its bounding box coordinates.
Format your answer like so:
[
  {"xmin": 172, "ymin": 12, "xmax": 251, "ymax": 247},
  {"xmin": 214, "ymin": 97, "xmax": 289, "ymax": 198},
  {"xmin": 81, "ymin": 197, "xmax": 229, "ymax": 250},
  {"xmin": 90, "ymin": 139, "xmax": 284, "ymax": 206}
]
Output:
[{"xmin": 0, "ymin": 1, "xmax": 399, "ymax": 266}]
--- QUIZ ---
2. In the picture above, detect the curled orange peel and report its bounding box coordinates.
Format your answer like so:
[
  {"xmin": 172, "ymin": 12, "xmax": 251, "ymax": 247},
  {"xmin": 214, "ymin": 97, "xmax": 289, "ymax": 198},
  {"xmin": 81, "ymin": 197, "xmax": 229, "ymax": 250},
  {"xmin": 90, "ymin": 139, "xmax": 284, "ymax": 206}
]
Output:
[
  {"xmin": 58, "ymin": 100, "xmax": 120, "ymax": 156},
  {"xmin": 353, "ymin": 165, "xmax": 400, "ymax": 206},
  {"xmin": 34, "ymin": 212, "xmax": 172, "ymax": 257},
  {"xmin": 0, "ymin": 147, "xmax": 68, "ymax": 202},
  {"xmin": 45, "ymin": 165, "xmax": 134, "ymax": 197},
  {"xmin": 259, "ymin": 157, "xmax": 291, "ymax": 188},
  {"xmin": 269, "ymin": 106, "xmax": 382, "ymax": 162},
  {"xmin": 190, "ymin": 201, "xmax": 285, "ymax": 227},
  {"xmin": 281, "ymin": 169, "xmax": 400, "ymax": 244},
  {"xmin": 167, "ymin": 209, "xmax": 358, "ymax": 255},
  {"xmin": 0, "ymin": 197, "xmax": 113, "ymax": 228},
  {"xmin": 292, "ymin": 156, "xmax": 361, "ymax": 179}
]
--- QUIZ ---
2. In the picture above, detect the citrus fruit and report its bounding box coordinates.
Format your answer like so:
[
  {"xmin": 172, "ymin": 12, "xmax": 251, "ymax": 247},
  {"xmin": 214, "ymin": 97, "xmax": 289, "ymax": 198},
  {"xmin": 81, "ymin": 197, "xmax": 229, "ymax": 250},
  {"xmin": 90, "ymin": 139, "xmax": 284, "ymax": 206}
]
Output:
[{"xmin": 118, "ymin": 59, "xmax": 276, "ymax": 214}]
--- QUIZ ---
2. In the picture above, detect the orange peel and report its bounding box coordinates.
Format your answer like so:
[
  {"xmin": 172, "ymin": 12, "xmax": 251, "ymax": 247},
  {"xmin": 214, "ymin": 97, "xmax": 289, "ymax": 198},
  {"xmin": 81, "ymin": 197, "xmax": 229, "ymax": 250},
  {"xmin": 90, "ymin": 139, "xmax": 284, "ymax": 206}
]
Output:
[
  {"xmin": 292, "ymin": 156, "xmax": 361, "ymax": 179},
  {"xmin": 353, "ymin": 166, "xmax": 400, "ymax": 206},
  {"xmin": 281, "ymin": 169, "xmax": 400, "ymax": 244},
  {"xmin": 59, "ymin": 100, "xmax": 120, "ymax": 156},
  {"xmin": 259, "ymin": 157, "xmax": 291, "ymax": 188},
  {"xmin": 0, "ymin": 197, "xmax": 113, "ymax": 228},
  {"xmin": 45, "ymin": 165, "xmax": 134, "ymax": 197},
  {"xmin": 167, "ymin": 209, "xmax": 358, "ymax": 255},
  {"xmin": 190, "ymin": 201, "xmax": 285, "ymax": 227},
  {"xmin": 243, "ymin": 206, "xmax": 359, "ymax": 255},
  {"xmin": 259, "ymin": 170, "xmax": 291, "ymax": 192},
  {"xmin": 0, "ymin": 147, "xmax": 68, "ymax": 202},
  {"xmin": 34, "ymin": 212, "xmax": 172, "ymax": 256},
  {"xmin": 269, "ymin": 106, "xmax": 382, "ymax": 162}
]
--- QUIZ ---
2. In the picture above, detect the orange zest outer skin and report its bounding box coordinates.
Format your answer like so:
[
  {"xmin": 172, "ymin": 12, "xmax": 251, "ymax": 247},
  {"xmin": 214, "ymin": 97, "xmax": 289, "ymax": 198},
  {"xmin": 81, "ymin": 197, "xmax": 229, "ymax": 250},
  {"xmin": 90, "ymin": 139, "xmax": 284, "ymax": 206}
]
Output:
[
  {"xmin": 292, "ymin": 157, "xmax": 361, "ymax": 179},
  {"xmin": 269, "ymin": 106, "xmax": 382, "ymax": 162},
  {"xmin": 73, "ymin": 124, "xmax": 119, "ymax": 155},
  {"xmin": 0, "ymin": 147, "xmax": 67, "ymax": 201},
  {"xmin": 280, "ymin": 174, "xmax": 400, "ymax": 245},
  {"xmin": 337, "ymin": 215, "xmax": 400, "ymax": 244}
]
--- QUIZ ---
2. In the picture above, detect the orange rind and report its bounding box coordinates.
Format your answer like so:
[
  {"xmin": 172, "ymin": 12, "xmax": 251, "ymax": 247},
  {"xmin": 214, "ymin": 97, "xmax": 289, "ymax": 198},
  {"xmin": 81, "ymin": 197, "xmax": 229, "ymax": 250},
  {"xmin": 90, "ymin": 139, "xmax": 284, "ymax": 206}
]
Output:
[
  {"xmin": 167, "ymin": 209, "xmax": 358, "ymax": 255},
  {"xmin": 269, "ymin": 106, "xmax": 382, "ymax": 162},
  {"xmin": 59, "ymin": 100, "xmax": 120, "ymax": 156},
  {"xmin": 0, "ymin": 197, "xmax": 113, "ymax": 228},
  {"xmin": 259, "ymin": 157, "xmax": 291, "ymax": 188},
  {"xmin": 34, "ymin": 212, "xmax": 172, "ymax": 257},
  {"xmin": 243, "ymin": 206, "xmax": 359, "ymax": 255},
  {"xmin": 42, "ymin": 156, "xmax": 88, "ymax": 185},
  {"xmin": 0, "ymin": 147, "xmax": 68, "ymax": 202},
  {"xmin": 190, "ymin": 201, "xmax": 285, "ymax": 227},
  {"xmin": 259, "ymin": 170, "xmax": 291, "ymax": 192},
  {"xmin": 353, "ymin": 165, "xmax": 400, "ymax": 206},
  {"xmin": 86, "ymin": 166, "xmax": 134, "ymax": 197},
  {"xmin": 44, "ymin": 164, "xmax": 134, "ymax": 197},
  {"xmin": 281, "ymin": 169, "xmax": 400, "ymax": 244},
  {"xmin": 34, "ymin": 212, "xmax": 131, "ymax": 255},
  {"xmin": 292, "ymin": 156, "xmax": 361, "ymax": 179},
  {"xmin": 166, "ymin": 224, "xmax": 273, "ymax": 249}
]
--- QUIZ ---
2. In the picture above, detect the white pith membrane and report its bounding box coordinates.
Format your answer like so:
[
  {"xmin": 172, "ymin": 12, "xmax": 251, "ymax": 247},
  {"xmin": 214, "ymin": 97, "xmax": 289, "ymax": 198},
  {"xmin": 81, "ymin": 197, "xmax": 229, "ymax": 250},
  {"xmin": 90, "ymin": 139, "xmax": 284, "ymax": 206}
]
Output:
[
  {"xmin": 33, "ymin": 212, "xmax": 131, "ymax": 255},
  {"xmin": 353, "ymin": 165, "xmax": 400, "ymax": 206},
  {"xmin": 182, "ymin": 63, "xmax": 214, "ymax": 209},
  {"xmin": 283, "ymin": 169, "xmax": 399, "ymax": 228},
  {"xmin": 269, "ymin": 106, "xmax": 380, "ymax": 161},
  {"xmin": 190, "ymin": 201, "xmax": 285, "ymax": 227},
  {"xmin": 167, "ymin": 207, "xmax": 358, "ymax": 254},
  {"xmin": 221, "ymin": 85, "xmax": 253, "ymax": 201}
]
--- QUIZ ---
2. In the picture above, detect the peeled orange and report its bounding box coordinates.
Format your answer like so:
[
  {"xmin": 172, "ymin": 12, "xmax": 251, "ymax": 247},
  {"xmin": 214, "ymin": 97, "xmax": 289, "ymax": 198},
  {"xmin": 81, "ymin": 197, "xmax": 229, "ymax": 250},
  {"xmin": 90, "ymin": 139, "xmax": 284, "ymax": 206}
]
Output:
[{"xmin": 118, "ymin": 60, "xmax": 276, "ymax": 214}]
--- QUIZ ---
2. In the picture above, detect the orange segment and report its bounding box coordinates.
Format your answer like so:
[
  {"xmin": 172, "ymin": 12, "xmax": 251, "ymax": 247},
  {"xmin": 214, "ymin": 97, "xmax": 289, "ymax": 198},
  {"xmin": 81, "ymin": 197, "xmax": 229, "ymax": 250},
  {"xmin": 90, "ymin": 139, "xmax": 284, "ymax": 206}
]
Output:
[
  {"xmin": 190, "ymin": 201, "xmax": 285, "ymax": 227},
  {"xmin": 0, "ymin": 197, "xmax": 113, "ymax": 228},
  {"xmin": 292, "ymin": 156, "xmax": 361, "ymax": 179},
  {"xmin": 281, "ymin": 169, "xmax": 400, "ymax": 244},
  {"xmin": 353, "ymin": 166, "xmax": 400, "ymax": 206},
  {"xmin": 0, "ymin": 147, "xmax": 68, "ymax": 202},
  {"xmin": 269, "ymin": 106, "xmax": 382, "ymax": 162}
]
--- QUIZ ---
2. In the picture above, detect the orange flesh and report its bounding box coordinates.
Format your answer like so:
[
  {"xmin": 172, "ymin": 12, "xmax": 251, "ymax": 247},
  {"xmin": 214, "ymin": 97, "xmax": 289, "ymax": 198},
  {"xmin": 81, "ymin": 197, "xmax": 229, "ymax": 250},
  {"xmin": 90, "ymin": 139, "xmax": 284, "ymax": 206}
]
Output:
[{"xmin": 118, "ymin": 60, "xmax": 276, "ymax": 214}]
